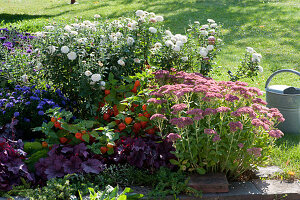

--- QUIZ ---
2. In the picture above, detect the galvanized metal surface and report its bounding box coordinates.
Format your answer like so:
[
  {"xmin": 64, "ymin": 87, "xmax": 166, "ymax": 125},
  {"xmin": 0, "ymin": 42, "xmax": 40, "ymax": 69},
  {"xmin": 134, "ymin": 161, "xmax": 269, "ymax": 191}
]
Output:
[{"xmin": 265, "ymin": 69, "xmax": 300, "ymax": 134}]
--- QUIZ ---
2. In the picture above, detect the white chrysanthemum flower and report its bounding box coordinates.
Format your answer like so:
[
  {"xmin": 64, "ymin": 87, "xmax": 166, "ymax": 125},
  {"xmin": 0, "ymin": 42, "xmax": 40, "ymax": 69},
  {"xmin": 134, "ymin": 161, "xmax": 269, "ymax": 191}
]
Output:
[
  {"xmin": 246, "ymin": 47, "xmax": 254, "ymax": 53},
  {"xmin": 165, "ymin": 30, "xmax": 173, "ymax": 37},
  {"xmin": 257, "ymin": 66, "xmax": 263, "ymax": 73},
  {"xmin": 83, "ymin": 20, "xmax": 92, "ymax": 26},
  {"xmin": 91, "ymin": 74, "xmax": 101, "ymax": 82},
  {"xmin": 165, "ymin": 40, "xmax": 174, "ymax": 47},
  {"xmin": 209, "ymin": 29, "xmax": 216, "ymax": 35},
  {"xmin": 180, "ymin": 35, "xmax": 188, "ymax": 43},
  {"xmin": 100, "ymin": 81, "xmax": 106, "ymax": 86},
  {"xmin": 118, "ymin": 59, "xmax": 125, "ymax": 66},
  {"xmin": 200, "ymin": 30, "xmax": 208, "ymax": 36},
  {"xmin": 181, "ymin": 57, "xmax": 188, "ymax": 62},
  {"xmin": 85, "ymin": 70, "xmax": 92, "ymax": 76},
  {"xmin": 138, "ymin": 17, "xmax": 146, "ymax": 23},
  {"xmin": 109, "ymin": 33, "xmax": 118, "ymax": 42},
  {"xmin": 199, "ymin": 47, "xmax": 208, "ymax": 57},
  {"xmin": 61, "ymin": 46, "xmax": 70, "ymax": 54},
  {"xmin": 149, "ymin": 27, "xmax": 157, "ymax": 33},
  {"xmin": 101, "ymin": 86, "xmax": 105, "ymax": 90},
  {"xmin": 48, "ymin": 45, "xmax": 56, "ymax": 54},
  {"xmin": 173, "ymin": 45, "xmax": 181, "ymax": 52},
  {"xmin": 175, "ymin": 41, "xmax": 183, "ymax": 47},
  {"xmin": 207, "ymin": 19, "xmax": 215, "ymax": 23},
  {"xmin": 67, "ymin": 51, "xmax": 77, "ymax": 61},
  {"xmin": 154, "ymin": 42, "xmax": 162, "ymax": 49},
  {"xmin": 210, "ymin": 23, "xmax": 217, "ymax": 28},
  {"xmin": 128, "ymin": 21, "xmax": 138, "ymax": 30},
  {"xmin": 72, "ymin": 23, "xmax": 80, "ymax": 28},
  {"xmin": 207, "ymin": 45, "xmax": 214, "ymax": 51},
  {"xmin": 217, "ymin": 38, "xmax": 222, "ymax": 42},
  {"xmin": 252, "ymin": 53, "xmax": 262, "ymax": 62},
  {"xmin": 133, "ymin": 58, "xmax": 141, "ymax": 63},
  {"xmin": 194, "ymin": 21, "xmax": 200, "ymax": 24},
  {"xmin": 64, "ymin": 25, "xmax": 72, "ymax": 32},
  {"xmin": 94, "ymin": 14, "xmax": 101, "ymax": 19},
  {"xmin": 21, "ymin": 74, "xmax": 28, "ymax": 83},
  {"xmin": 127, "ymin": 37, "xmax": 134, "ymax": 45},
  {"xmin": 35, "ymin": 32, "xmax": 45, "ymax": 37},
  {"xmin": 70, "ymin": 31, "xmax": 78, "ymax": 36},
  {"xmin": 155, "ymin": 16, "xmax": 164, "ymax": 22},
  {"xmin": 44, "ymin": 26, "xmax": 54, "ymax": 31},
  {"xmin": 116, "ymin": 32, "xmax": 123, "ymax": 38},
  {"xmin": 90, "ymin": 81, "xmax": 96, "ymax": 85},
  {"xmin": 136, "ymin": 10, "xmax": 145, "ymax": 17},
  {"xmin": 77, "ymin": 38, "xmax": 87, "ymax": 45},
  {"xmin": 201, "ymin": 25, "xmax": 209, "ymax": 29}
]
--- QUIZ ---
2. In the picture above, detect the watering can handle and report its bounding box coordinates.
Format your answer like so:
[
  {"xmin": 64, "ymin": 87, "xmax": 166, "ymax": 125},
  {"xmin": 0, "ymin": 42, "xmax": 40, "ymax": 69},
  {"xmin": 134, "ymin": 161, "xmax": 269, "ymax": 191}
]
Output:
[{"xmin": 265, "ymin": 69, "xmax": 300, "ymax": 89}]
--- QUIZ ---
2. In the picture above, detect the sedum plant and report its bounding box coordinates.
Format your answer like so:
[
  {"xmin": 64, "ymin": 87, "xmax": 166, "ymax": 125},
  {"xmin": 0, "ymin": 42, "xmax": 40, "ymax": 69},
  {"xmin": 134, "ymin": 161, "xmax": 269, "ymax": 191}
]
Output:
[{"xmin": 147, "ymin": 70, "xmax": 285, "ymax": 178}]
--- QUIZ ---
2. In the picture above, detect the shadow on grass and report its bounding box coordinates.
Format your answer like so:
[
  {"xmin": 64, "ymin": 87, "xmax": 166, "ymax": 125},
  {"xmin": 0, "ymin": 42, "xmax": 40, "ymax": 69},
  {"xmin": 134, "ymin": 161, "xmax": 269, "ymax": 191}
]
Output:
[
  {"xmin": 276, "ymin": 134, "xmax": 300, "ymax": 147},
  {"xmin": 0, "ymin": 14, "xmax": 53, "ymax": 24}
]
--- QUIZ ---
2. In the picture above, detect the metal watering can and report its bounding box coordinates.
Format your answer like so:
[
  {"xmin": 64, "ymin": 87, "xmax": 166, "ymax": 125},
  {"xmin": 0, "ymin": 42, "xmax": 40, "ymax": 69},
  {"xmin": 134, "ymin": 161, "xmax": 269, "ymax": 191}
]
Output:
[{"xmin": 265, "ymin": 69, "xmax": 300, "ymax": 134}]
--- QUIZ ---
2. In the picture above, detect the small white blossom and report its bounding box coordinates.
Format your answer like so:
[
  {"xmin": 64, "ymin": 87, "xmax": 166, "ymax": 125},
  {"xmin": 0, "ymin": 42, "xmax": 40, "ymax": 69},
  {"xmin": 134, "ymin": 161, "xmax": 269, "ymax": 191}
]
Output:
[
  {"xmin": 165, "ymin": 30, "xmax": 173, "ymax": 37},
  {"xmin": 154, "ymin": 42, "xmax": 162, "ymax": 49},
  {"xmin": 91, "ymin": 74, "xmax": 101, "ymax": 82},
  {"xmin": 127, "ymin": 37, "xmax": 135, "ymax": 45},
  {"xmin": 173, "ymin": 45, "xmax": 181, "ymax": 52},
  {"xmin": 194, "ymin": 21, "xmax": 200, "ymax": 24},
  {"xmin": 207, "ymin": 45, "xmax": 214, "ymax": 51},
  {"xmin": 36, "ymin": 62, "xmax": 42, "ymax": 70},
  {"xmin": 61, "ymin": 46, "xmax": 70, "ymax": 54},
  {"xmin": 200, "ymin": 30, "xmax": 208, "ymax": 36},
  {"xmin": 77, "ymin": 38, "xmax": 87, "ymax": 44},
  {"xmin": 181, "ymin": 57, "xmax": 188, "ymax": 62},
  {"xmin": 155, "ymin": 16, "xmax": 164, "ymax": 22},
  {"xmin": 210, "ymin": 23, "xmax": 218, "ymax": 28},
  {"xmin": 165, "ymin": 40, "xmax": 174, "ymax": 47},
  {"xmin": 70, "ymin": 31, "xmax": 78, "ymax": 36},
  {"xmin": 44, "ymin": 26, "xmax": 54, "ymax": 31},
  {"xmin": 199, "ymin": 47, "xmax": 208, "ymax": 57},
  {"xmin": 175, "ymin": 40, "xmax": 183, "ymax": 47},
  {"xmin": 94, "ymin": 14, "xmax": 101, "ymax": 19},
  {"xmin": 133, "ymin": 58, "xmax": 141, "ymax": 63},
  {"xmin": 257, "ymin": 66, "xmax": 263, "ymax": 73},
  {"xmin": 201, "ymin": 25, "xmax": 209, "ymax": 29},
  {"xmin": 21, "ymin": 74, "xmax": 28, "ymax": 83},
  {"xmin": 246, "ymin": 47, "xmax": 254, "ymax": 53},
  {"xmin": 118, "ymin": 59, "xmax": 125, "ymax": 66},
  {"xmin": 101, "ymin": 86, "xmax": 105, "ymax": 90},
  {"xmin": 48, "ymin": 46, "xmax": 56, "ymax": 54},
  {"xmin": 128, "ymin": 21, "xmax": 138, "ymax": 30},
  {"xmin": 207, "ymin": 19, "xmax": 215, "ymax": 23},
  {"xmin": 90, "ymin": 81, "xmax": 96, "ymax": 85},
  {"xmin": 149, "ymin": 18, "xmax": 157, "ymax": 23},
  {"xmin": 217, "ymin": 38, "xmax": 222, "ymax": 42},
  {"xmin": 116, "ymin": 32, "xmax": 123, "ymax": 38},
  {"xmin": 252, "ymin": 53, "xmax": 262, "ymax": 62},
  {"xmin": 100, "ymin": 81, "xmax": 106, "ymax": 86},
  {"xmin": 180, "ymin": 35, "xmax": 188, "ymax": 43},
  {"xmin": 149, "ymin": 27, "xmax": 157, "ymax": 33},
  {"xmin": 83, "ymin": 20, "xmax": 92, "ymax": 26},
  {"xmin": 136, "ymin": 10, "xmax": 145, "ymax": 17},
  {"xmin": 85, "ymin": 70, "xmax": 92, "ymax": 76},
  {"xmin": 67, "ymin": 51, "xmax": 77, "ymax": 61},
  {"xmin": 64, "ymin": 25, "xmax": 72, "ymax": 32}
]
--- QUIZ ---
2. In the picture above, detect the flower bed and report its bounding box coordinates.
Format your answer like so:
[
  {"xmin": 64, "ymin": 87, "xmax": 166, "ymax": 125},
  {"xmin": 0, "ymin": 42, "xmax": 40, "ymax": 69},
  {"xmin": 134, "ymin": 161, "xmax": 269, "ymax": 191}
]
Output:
[{"xmin": 0, "ymin": 10, "xmax": 284, "ymax": 199}]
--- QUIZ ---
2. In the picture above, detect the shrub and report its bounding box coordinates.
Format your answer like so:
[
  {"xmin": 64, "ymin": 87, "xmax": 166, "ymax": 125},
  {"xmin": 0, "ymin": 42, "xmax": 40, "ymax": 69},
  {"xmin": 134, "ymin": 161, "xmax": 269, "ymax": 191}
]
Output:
[
  {"xmin": 148, "ymin": 70, "xmax": 284, "ymax": 178},
  {"xmin": 0, "ymin": 137, "xmax": 33, "ymax": 191}
]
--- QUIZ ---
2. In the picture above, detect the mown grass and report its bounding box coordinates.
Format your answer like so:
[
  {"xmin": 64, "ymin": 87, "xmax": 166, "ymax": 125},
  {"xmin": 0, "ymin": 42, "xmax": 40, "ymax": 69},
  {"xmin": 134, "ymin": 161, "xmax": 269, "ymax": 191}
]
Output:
[{"xmin": 1, "ymin": 0, "xmax": 300, "ymax": 178}]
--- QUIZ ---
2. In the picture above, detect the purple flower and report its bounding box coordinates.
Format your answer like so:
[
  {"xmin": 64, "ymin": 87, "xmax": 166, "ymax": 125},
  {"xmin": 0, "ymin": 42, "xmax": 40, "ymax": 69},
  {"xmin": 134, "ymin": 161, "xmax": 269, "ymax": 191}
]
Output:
[
  {"xmin": 150, "ymin": 114, "xmax": 167, "ymax": 121},
  {"xmin": 38, "ymin": 110, "xmax": 44, "ymax": 115},
  {"xmin": 238, "ymin": 143, "xmax": 244, "ymax": 148},
  {"xmin": 204, "ymin": 129, "xmax": 216, "ymax": 135},
  {"xmin": 212, "ymin": 135, "xmax": 221, "ymax": 142},
  {"xmin": 14, "ymin": 112, "xmax": 20, "ymax": 117},
  {"xmin": 228, "ymin": 121, "xmax": 243, "ymax": 132},
  {"xmin": 170, "ymin": 117, "xmax": 193, "ymax": 128},
  {"xmin": 247, "ymin": 147, "xmax": 262, "ymax": 157},
  {"xmin": 216, "ymin": 106, "xmax": 231, "ymax": 113}
]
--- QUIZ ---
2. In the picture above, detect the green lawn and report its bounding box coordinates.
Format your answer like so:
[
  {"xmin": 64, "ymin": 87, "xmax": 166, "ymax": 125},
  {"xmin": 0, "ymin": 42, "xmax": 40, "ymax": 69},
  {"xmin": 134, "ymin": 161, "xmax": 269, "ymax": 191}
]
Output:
[{"xmin": 1, "ymin": 0, "xmax": 300, "ymax": 178}]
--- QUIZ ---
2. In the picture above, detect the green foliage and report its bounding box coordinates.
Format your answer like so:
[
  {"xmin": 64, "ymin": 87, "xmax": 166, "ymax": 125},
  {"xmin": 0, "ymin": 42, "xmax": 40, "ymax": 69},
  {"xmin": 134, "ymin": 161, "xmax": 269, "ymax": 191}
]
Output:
[
  {"xmin": 25, "ymin": 149, "xmax": 49, "ymax": 172},
  {"xmin": 24, "ymin": 141, "xmax": 43, "ymax": 154}
]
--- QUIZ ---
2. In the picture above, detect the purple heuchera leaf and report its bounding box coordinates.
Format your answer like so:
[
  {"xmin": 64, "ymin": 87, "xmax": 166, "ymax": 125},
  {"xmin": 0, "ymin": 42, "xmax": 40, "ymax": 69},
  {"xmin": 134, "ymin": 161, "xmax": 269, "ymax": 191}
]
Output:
[
  {"xmin": 44, "ymin": 154, "xmax": 66, "ymax": 180},
  {"xmin": 74, "ymin": 143, "xmax": 88, "ymax": 158},
  {"xmin": 81, "ymin": 159, "xmax": 105, "ymax": 174},
  {"xmin": 61, "ymin": 146, "xmax": 73, "ymax": 154},
  {"xmin": 63, "ymin": 156, "xmax": 83, "ymax": 174},
  {"xmin": 6, "ymin": 158, "xmax": 24, "ymax": 174}
]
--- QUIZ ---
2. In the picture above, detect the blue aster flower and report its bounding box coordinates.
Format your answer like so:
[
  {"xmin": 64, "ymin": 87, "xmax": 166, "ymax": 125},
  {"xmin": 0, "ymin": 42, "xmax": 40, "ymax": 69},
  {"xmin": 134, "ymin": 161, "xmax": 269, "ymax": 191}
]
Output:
[
  {"xmin": 38, "ymin": 110, "xmax": 44, "ymax": 115},
  {"xmin": 14, "ymin": 112, "xmax": 20, "ymax": 117}
]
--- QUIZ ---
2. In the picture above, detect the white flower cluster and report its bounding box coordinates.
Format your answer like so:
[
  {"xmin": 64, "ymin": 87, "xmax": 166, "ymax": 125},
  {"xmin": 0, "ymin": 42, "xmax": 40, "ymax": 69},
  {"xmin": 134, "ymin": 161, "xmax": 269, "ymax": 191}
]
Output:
[
  {"xmin": 246, "ymin": 47, "xmax": 263, "ymax": 72},
  {"xmin": 163, "ymin": 30, "xmax": 188, "ymax": 52},
  {"xmin": 84, "ymin": 71, "xmax": 106, "ymax": 88}
]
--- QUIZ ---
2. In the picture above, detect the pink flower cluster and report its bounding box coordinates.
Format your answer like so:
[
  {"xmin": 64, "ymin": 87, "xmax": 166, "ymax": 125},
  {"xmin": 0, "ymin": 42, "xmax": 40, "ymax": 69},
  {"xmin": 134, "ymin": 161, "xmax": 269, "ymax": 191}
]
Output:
[
  {"xmin": 268, "ymin": 129, "xmax": 284, "ymax": 138},
  {"xmin": 247, "ymin": 147, "xmax": 262, "ymax": 157},
  {"xmin": 171, "ymin": 103, "xmax": 187, "ymax": 114},
  {"xmin": 166, "ymin": 133, "xmax": 181, "ymax": 142},
  {"xmin": 204, "ymin": 129, "xmax": 217, "ymax": 135},
  {"xmin": 228, "ymin": 121, "xmax": 243, "ymax": 132},
  {"xmin": 170, "ymin": 117, "xmax": 193, "ymax": 128},
  {"xmin": 147, "ymin": 98, "xmax": 166, "ymax": 104},
  {"xmin": 150, "ymin": 114, "xmax": 167, "ymax": 121}
]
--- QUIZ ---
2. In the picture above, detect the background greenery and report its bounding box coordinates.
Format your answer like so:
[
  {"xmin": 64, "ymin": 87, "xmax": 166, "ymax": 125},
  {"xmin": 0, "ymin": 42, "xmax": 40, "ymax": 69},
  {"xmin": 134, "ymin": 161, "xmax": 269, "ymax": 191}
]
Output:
[{"xmin": 1, "ymin": 0, "xmax": 299, "ymax": 178}]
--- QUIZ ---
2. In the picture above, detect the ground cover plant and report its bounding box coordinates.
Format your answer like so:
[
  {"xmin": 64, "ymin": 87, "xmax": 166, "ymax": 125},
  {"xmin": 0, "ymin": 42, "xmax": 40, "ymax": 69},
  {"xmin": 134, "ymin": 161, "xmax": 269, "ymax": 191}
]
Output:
[{"xmin": 0, "ymin": 1, "xmax": 299, "ymax": 198}]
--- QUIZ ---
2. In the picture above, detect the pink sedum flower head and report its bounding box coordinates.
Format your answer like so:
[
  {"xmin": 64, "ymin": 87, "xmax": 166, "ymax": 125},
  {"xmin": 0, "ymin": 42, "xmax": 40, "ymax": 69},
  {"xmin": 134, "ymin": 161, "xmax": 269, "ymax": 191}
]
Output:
[
  {"xmin": 167, "ymin": 133, "xmax": 181, "ymax": 142},
  {"xmin": 268, "ymin": 129, "xmax": 284, "ymax": 138},
  {"xmin": 150, "ymin": 114, "xmax": 167, "ymax": 121},
  {"xmin": 204, "ymin": 129, "xmax": 216, "ymax": 135}
]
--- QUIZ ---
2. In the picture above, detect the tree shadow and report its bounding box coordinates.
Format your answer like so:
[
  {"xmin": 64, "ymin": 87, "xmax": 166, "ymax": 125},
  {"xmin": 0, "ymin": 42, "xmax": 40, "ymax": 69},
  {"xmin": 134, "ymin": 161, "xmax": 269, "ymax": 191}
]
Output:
[{"xmin": 0, "ymin": 14, "xmax": 53, "ymax": 24}]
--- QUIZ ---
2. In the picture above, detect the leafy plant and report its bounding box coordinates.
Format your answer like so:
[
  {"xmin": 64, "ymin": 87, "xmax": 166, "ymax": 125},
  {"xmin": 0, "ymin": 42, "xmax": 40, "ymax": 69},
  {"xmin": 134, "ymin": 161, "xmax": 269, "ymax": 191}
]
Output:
[
  {"xmin": 0, "ymin": 137, "xmax": 33, "ymax": 191},
  {"xmin": 148, "ymin": 70, "xmax": 285, "ymax": 178}
]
